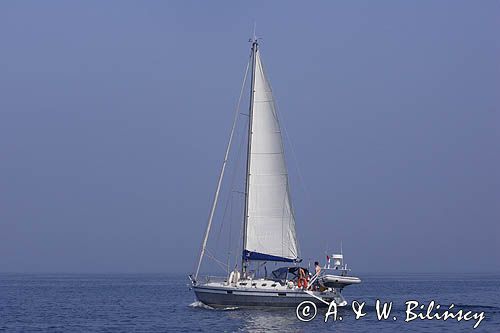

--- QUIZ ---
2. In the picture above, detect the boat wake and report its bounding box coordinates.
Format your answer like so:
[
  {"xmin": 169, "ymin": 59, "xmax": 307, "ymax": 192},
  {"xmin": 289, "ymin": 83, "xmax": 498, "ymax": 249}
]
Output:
[
  {"xmin": 221, "ymin": 306, "xmax": 240, "ymax": 311},
  {"xmin": 189, "ymin": 301, "xmax": 214, "ymax": 310},
  {"xmin": 189, "ymin": 301, "xmax": 239, "ymax": 311}
]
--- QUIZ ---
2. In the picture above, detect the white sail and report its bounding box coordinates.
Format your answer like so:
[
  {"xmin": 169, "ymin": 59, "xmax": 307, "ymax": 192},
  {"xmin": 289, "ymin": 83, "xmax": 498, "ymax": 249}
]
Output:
[{"xmin": 244, "ymin": 49, "xmax": 299, "ymax": 262}]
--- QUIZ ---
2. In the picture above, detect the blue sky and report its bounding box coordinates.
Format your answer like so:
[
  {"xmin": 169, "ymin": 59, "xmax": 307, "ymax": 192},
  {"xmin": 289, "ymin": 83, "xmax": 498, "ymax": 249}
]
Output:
[{"xmin": 0, "ymin": 1, "xmax": 499, "ymax": 273}]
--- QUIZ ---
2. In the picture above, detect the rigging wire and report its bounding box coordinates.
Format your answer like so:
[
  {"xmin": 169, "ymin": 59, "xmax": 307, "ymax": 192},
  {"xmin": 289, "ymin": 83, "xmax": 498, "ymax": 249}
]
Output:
[
  {"xmin": 215, "ymin": 116, "xmax": 247, "ymax": 245},
  {"xmin": 195, "ymin": 53, "xmax": 251, "ymax": 278},
  {"xmin": 213, "ymin": 114, "xmax": 248, "ymax": 269},
  {"xmin": 214, "ymin": 64, "xmax": 250, "ymax": 249},
  {"xmin": 204, "ymin": 249, "xmax": 229, "ymax": 273}
]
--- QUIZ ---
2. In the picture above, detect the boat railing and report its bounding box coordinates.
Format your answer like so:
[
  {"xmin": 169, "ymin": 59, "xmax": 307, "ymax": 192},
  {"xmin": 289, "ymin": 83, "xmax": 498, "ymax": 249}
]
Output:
[
  {"xmin": 307, "ymin": 272, "xmax": 320, "ymax": 289},
  {"xmin": 204, "ymin": 275, "xmax": 228, "ymax": 284},
  {"xmin": 307, "ymin": 269, "xmax": 337, "ymax": 289}
]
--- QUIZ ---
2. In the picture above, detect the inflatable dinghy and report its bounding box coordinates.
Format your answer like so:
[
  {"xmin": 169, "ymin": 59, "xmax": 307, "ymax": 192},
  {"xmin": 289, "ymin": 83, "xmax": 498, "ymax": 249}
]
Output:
[{"xmin": 318, "ymin": 274, "xmax": 361, "ymax": 289}]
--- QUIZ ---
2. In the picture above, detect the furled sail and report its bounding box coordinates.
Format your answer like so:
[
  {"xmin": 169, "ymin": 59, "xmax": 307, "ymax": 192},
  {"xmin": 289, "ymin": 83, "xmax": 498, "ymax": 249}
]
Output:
[{"xmin": 243, "ymin": 49, "xmax": 299, "ymax": 262}]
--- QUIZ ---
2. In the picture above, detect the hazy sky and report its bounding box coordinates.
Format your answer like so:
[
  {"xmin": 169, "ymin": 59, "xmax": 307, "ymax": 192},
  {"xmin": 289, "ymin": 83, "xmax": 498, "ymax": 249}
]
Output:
[{"xmin": 1, "ymin": 1, "xmax": 499, "ymax": 274}]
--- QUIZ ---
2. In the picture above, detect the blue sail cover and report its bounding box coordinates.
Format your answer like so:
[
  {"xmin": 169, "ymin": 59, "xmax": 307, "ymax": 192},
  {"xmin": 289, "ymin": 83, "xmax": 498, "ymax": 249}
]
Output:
[{"xmin": 243, "ymin": 250, "xmax": 299, "ymax": 263}]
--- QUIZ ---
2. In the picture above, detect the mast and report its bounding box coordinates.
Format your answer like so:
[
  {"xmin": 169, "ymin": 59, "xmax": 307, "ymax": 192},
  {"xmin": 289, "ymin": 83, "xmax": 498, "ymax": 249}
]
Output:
[{"xmin": 242, "ymin": 37, "xmax": 258, "ymax": 275}]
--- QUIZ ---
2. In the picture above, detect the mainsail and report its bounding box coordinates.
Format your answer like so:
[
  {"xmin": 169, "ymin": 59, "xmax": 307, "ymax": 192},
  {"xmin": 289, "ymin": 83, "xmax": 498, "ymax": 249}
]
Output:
[{"xmin": 243, "ymin": 48, "xmax": 299, "ymax": 262}]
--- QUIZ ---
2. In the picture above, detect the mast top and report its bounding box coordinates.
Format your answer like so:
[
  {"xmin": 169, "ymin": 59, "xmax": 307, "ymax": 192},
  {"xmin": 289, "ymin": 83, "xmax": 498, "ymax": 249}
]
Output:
[{"xmin": 249, "ymin": 22, "xmax": 259, "ymax": 46}]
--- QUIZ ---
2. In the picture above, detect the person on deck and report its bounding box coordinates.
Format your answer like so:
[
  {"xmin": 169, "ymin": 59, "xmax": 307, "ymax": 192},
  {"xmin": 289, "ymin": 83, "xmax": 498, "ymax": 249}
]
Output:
[
  {"xmin": 314, "ymin": 261, "xmax": 321, "ymax": 276},
  {"xmin": 298, "ymin": 267, "xmax": 306, "ymax": 280},
  {"xmin": 298, "ymin": 267, "xmax": 308, "ymax": 289}
]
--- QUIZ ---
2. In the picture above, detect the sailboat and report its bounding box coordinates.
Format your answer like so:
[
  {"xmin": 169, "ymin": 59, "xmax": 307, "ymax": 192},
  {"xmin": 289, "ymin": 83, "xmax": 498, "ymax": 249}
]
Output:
[{"xmin": 189, "ymin": 36, "xmax": 360, "ymax": 308}]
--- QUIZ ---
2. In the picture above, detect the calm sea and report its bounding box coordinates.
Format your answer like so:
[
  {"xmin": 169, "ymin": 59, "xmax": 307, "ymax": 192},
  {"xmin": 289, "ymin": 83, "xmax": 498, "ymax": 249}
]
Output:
[{"xmin": 1, "ymin": 273, "xmax": 498, "ymax": 332}]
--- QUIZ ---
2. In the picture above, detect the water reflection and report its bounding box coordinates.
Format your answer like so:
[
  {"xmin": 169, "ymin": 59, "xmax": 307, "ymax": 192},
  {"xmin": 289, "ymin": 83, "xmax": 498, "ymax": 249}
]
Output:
[
  {"xmin": 227, "ymin": 308, "xmax": 299, "ymax": 332},
  {"xmin": 225, "ymin": 306, "xmax": 354, "ymax": 332}
]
